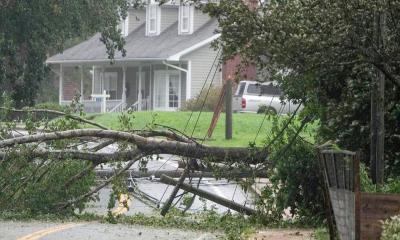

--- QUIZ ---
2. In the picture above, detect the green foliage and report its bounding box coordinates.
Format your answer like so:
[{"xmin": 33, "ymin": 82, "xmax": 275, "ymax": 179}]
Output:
[
  {"xmin": 0, "ymin": 149, "xmax": 95, "ymax": 214},
  {"xmin": 258, "ymin": 115, "xmax": 323, "ymax": 225},
  {"xmin": 0, "ymin": 0, "xmax": 131, "ymax": 107},
  {"xmin": 314, "ymin": 228, "xmax": 330, "ymax": 240},
  {"xmin": 182, "ymin": 86, "xmax": 223, "ymax": 112},
  {"xmin": 0, "ymin": 101, "xmax": 95, "ymax": 215},
  {"xmin": 35, "ymin": 102, "xmax": 68, "ymax": 112},
  {"xmin": 201, "ymin": 0, "xmax": 400, "ymax": 178},
  {"xmin": 361, "ymin": 164, "xmax": 400, "ymax": 193},
  {"xmin": 381, "ymin": 215, "xmax": 400, "ymax": 240}
]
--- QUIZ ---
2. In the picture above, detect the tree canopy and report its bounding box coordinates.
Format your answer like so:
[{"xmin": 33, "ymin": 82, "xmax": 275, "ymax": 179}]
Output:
[
  {"xmin": 201, "ymin": 0, "xmax": 400, "ymax": 175},
  {"xmin": 0, "ymin": 0, "xmax": 131, "ymax": 107}
]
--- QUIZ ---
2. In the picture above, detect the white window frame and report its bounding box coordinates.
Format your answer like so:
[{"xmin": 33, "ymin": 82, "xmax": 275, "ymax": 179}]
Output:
[
  {"xmin": 153, "ymin": 70, "xmax": 181, "ymax": 110},
  {"xmin": 146, "ymin": 4, "xmax": 160, "ymax": 36},
  {"xmin": 118, "ymin": 12, "xmax": 129, "ymax": 37},
  {"xmin": 179, "ymin": 5, "xmax": 193, "ymax": 34}
]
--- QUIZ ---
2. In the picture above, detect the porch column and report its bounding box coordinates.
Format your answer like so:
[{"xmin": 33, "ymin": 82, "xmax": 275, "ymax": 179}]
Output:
[
  {"xmin": 80, "ymin": 65, "xmax": 84, "ymax": 102},
  {"xmin": 122, "ymin": 66, "xmax": 127, "ymax": 106},
  {"xmin": 186, "ymin": 61, "xmax": 192, "ymax": 100},
  {"xmin": 59, "ymin": 64, "xmax": 63, "ymax": 104},
  {"xmin": 138, "ymin": 65, "xmax": 142, "ymax": 111},
  {"xmin": 101, "ymin": 67, "xmax": 105, "ymax": 91},
  {"xmin": 149, "ymin": 64, "xmax": 153, "ymax": 111},
  {"xmin": 92, "ymin": 66, "xmax": 96, "ymax": 95}
]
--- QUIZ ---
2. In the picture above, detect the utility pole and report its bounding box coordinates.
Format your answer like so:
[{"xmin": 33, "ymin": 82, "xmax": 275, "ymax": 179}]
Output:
[
  {"xmin": 225, "ymin": 79, "xmax": 233, "ymax": 140},
  {"xmin": 370, "ymin": 10, "xmax": 386, "ymax": 185}
]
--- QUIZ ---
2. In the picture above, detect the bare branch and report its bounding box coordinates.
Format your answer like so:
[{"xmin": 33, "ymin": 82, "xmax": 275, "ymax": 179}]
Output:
[
  {"xmin": 0, "ymin": 149, "xmax": 143, "ymax": 165},
  {"xmin": 57, "ymin": 154, "xmax": 143, "ymax": 210},
  {"xmin": 0, "ymin": 129, "xmax": 268, "ymax": 164},
  {"xmin": 0, "ymin": 107, "xmax": 109, "ymax": 130}
]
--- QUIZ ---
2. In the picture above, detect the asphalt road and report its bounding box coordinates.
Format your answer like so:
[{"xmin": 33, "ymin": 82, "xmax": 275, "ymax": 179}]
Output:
[
  {"xmin": 87, "ymin": 153, "xmax": 256, "ymax": 215},
  {"xmin": 0, "ymin": 221, "xmax": 219, "ymax": 240}
]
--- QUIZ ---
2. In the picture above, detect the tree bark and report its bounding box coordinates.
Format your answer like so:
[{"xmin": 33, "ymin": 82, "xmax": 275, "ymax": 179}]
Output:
[
  {"xmin": 225, "ymin": 80, "xmax": 233, "ymax": 140},
  {"xmin": 371, "ymin": 11, "xmax": 386, "ymax": 185},
  {"xmin": 0, "ymin": 129, "xmax": 268, "ymax": 164}
]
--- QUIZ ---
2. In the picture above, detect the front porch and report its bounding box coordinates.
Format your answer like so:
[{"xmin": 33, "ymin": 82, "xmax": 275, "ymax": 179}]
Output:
[{"xmin": 58, "ymin": 61, "xmax": 190, "ymax": 113}]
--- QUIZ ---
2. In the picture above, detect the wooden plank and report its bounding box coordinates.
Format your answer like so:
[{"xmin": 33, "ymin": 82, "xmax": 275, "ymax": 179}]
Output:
[
  {"xmin": 354, "ymin": 153, "xmax": 360, "ymax": 240},
  {"xmin": 360, "ymin": 193, "xmax": 400, "ymax": 240}
]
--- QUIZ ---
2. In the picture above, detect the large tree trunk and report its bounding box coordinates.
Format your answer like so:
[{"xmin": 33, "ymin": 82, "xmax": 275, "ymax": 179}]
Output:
[{"xmin": 0, "ymin": 129, "xmax": 268, "ymax": 164}]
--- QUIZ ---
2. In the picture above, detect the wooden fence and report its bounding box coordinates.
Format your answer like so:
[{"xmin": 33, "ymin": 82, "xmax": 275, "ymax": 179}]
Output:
[{"xmin": 318, "ymin": 149, "xmax": 400, "ymax": 240}]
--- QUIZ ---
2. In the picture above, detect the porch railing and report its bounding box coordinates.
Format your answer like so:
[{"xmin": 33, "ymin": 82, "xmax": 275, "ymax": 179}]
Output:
[
  {"xmin": 127, "ymin": 98, "xmax": 151, "ymax": 112},
  {"xmin": 109, "ymin": 102, "xmax": 126, "ymax": 113},
  {"xmin": 60, "ymin": 99, "xmax": 123, "ymax": 113}
]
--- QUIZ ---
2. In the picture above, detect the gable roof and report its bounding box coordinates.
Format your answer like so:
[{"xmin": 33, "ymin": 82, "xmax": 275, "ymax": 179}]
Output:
[{"xmin": 47, "ymin": 19, "xmax": 219, "ymax": 64}]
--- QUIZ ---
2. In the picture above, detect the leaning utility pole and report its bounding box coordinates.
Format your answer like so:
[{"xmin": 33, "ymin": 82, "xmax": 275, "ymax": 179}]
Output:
[{"xmin": 370, "ymin": 10, "xmax": 386, "ymax": 185}]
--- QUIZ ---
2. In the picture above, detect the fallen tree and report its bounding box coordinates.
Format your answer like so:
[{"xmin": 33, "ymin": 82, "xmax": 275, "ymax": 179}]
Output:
[{"xmin": 0, "ymin": 108, "xmax": 269, "ymax": 215}]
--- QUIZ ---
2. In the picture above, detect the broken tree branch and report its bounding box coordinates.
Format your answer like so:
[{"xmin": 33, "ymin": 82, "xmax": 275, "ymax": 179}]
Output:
[
  {"xmin": 0, "ymin": 129, "xmax": 268, "ymax": 164},
  {"xmin": 160, "ymin": 168, "xmax": 189, "ymax": 216},
  {"xmin": 0, "ymin": 149, "xmax": 143, "ymax": 165},
  {"xmin": 160, "ymin": 174, "xmax": 257, "ymax": 215},
  {"xmin": 57, "ymin": 153, "xmax": 143, "ymax": 210},
  {"xmin": 0, "ymin": 107, "xmax": 109, "ymax": 130}
]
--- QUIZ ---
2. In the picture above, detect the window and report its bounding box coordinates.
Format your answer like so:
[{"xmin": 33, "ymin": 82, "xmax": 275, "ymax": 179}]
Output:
[
  {"xmin": 247, "ymin": 83, "xmax": 282, "ymax": 96},
  {"xmin": 261, "ymin": 84, "xmax": 282, "ymax": 96},
  {"xmin": 147, "ymin": 4, "xmax": 159, "ymax": 35},
  {"xmin": 236, "ymin": 82, "xmax": 246, "ymax": 96},
  {"xmin": 119, "ymin": 14, "xmax": 129, "ymax": 37},
  {"xmin": 179, "ymin": 5, "xmax": 193, "ymax": 34},
  {"xmin": 247, "ymin": 84, "xmax": 261, "ymax": 95},
  {"xmin": 168, "ymin": 74, "xmax": 180, "ymax": 108}
]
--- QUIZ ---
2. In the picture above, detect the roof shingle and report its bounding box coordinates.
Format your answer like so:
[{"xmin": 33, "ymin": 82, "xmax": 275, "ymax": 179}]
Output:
[{"xmin": 47, "ymin": 19, "xmax": 219, "ymax": 63}]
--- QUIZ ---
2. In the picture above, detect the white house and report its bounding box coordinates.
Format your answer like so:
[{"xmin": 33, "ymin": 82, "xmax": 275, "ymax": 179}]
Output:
[{"xmin": 46, "ymin": 1, "xmax": 222, "ymax": 112}]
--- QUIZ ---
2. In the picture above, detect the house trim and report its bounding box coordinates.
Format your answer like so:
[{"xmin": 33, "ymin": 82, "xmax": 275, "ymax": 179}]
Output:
[
  {"xmin": 152, "ymin": 69, "xmax": 181, "ymax": 111},
  {"xmin": 146, "ymin": 4, "xmax": 161, "ymax": 36},
  {"xmin": 178, "ymin": 5, "xmax": 194, "ymax": 35},
  {"xmin": 46, "ymin": 58, "xmax": 164, "ymax": 64},
  {"xmin": 187, "ymin": 60, "xmax": 192, "ymax": 100},
  {"xmin": 167, "ymin": 34, "xmax": 221, "ymax": 61}
]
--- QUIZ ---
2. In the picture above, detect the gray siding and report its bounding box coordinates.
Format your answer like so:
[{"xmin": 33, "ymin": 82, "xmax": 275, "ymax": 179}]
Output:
[
  {"xmin": 193, "ymin": 9, "xmax": 211, "ymax": 32},
  {"xmin": 128, "ymin": 9, "xmax": 146, "ymax": 33},
  {"xmin": 161, "ymin": 7, "xmax": 178, "ymax": 33},
  {"xmin": 182, "ymin": 44, "xmax": 221, "ymax": 98}
]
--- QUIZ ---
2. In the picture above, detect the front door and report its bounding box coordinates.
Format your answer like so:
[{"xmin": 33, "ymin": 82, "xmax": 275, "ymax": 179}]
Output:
[{"xmin": 154, "ymin": 71, "xmax": 180, "ymax": 110}]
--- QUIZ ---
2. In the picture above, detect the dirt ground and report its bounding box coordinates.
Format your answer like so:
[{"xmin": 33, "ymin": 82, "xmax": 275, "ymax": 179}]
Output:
[{"xmin": 249, "ymin": 229, "xmax": 314, "ymax": 240}]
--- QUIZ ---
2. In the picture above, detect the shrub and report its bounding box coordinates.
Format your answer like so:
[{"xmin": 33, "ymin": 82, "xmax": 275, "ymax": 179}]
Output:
[
  {"xmin": 360, "ymin": 163, "xmax": 400, "ymax": 193},
  {"xmin": 381, "ymin": 215, "xmax": 400, "ymax": 240},
  {"xmin": 258, "ymin": 115, "xmax": 324, "ymax": 225},
  {"xmin": 182, "ymin": 86, "xmax": 223, "ymax": 112},
  {"xmin": 35, "ymin": 102, "xmax": 68, "ymax": 112}
]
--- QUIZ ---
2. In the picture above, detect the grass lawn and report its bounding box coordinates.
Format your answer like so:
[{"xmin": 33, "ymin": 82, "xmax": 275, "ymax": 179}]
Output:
[{"xmin": 88, "ymin": 111, "xmax": 316, "ymax": 147}]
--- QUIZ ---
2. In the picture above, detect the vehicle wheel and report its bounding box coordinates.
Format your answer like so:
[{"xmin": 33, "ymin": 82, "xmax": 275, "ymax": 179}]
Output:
[{"xmin": 257, "ymin": 105, "xmax": 277, "ymax": 115}]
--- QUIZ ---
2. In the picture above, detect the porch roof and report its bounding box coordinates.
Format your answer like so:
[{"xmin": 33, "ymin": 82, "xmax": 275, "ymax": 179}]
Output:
[{"xmin": 47, "ymin": 19, "xmax": 219, "ymax": 64}]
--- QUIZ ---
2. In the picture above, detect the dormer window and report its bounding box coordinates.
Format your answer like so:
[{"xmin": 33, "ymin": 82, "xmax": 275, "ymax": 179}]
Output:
[
  {"xmin": 119, "ymin": 12, "xmax": 129, "ymax": 37},
  {"xmin": 146, "ymin": 4, "xmax": 160, "ymax": 36},
  {"xmin": 179, "ymin": 5, "xmax": 193, "ymax": 34}
]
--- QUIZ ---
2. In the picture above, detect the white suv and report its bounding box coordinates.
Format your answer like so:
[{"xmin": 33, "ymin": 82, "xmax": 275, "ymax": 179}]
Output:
[{"xmin": 233, "ymin": 80, "xmax": 302, "ymax": 114}]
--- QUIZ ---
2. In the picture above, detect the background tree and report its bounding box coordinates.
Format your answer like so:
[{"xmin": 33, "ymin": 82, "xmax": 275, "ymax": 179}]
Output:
[
  {"xmin": 201, "ymin": 0, "xmax": 400, "ymax": 176},
  {"xmin": 0, "ymin": 0, "xmax": 132, "ymax": 107}
]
